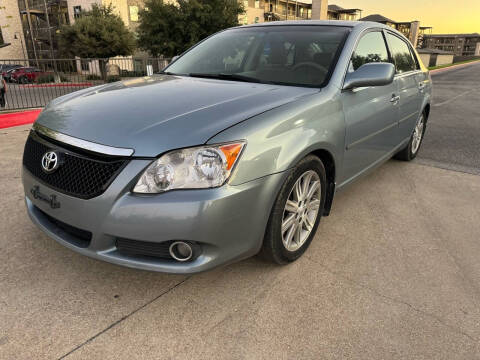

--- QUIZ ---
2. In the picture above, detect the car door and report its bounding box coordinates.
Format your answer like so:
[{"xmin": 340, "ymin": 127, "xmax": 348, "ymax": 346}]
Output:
[
  {"xmin": 340, "ymin": 30, "xmax": 400, "ymax": 184},
  {"xmin": 385, "ymin": 32, "xmax": 423, "ymax": 142}
]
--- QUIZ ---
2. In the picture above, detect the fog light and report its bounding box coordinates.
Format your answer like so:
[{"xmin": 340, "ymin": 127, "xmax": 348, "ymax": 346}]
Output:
[{"xmin": 169, "ymin": 241, "xmax": 193, "ymax": 262}]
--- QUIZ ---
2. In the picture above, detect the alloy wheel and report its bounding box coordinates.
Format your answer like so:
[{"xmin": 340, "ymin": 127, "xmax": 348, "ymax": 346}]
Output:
[
  {"xmin": 281, "ymin": 170, "xmax": 321, "ymax": 252},
  {"xmin": 411, "ymin": 115, "xmax": 425, "ymax": 154}
]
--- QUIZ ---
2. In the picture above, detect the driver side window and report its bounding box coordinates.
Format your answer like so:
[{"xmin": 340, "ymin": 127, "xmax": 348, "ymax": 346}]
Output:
[{"xmin": 350, "ymin": 31, "xmax": 390, "ymax": 72}]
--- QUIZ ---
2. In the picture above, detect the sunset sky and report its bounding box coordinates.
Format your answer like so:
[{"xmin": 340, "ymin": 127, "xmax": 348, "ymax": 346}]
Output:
[{"xmin": 332, "ymin": 0, "xmax": 480, "ymax": 34}]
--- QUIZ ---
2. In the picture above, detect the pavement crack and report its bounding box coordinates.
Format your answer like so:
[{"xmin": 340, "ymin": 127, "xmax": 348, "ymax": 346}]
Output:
[
  {"xmin": 57, "ymin": 276, "xmax": 191, "ymax": 360},
  {"xmin": 306, "ymin": 256, "xmax": 479, "ymax": 343}
]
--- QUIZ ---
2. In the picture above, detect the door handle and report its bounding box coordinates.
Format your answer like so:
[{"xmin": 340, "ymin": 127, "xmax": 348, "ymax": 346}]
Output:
[{"xmin": 390, "ymin": 95, "xmax": 400, "ymax": 104}]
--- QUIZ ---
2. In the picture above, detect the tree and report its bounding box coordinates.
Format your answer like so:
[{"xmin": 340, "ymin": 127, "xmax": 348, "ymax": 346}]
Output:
[
  {"xmin": 137, "ymin": 0, "xmax": 245, "ymax": 58},
  {"xmin": 58, "ymin": 4, "xmax": 136, "ymax": 59}
]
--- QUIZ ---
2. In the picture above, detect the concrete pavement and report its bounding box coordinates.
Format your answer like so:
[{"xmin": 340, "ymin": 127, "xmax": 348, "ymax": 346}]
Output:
[{"xmin": 2, "ymin": 64, "xmax": 480, "ymax": 359}]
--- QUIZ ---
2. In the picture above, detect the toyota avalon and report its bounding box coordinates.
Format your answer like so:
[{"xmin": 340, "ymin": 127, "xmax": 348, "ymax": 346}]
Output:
[{"xmin": 22, "ymin": 21, "xmax": 432, "ymax": 273}]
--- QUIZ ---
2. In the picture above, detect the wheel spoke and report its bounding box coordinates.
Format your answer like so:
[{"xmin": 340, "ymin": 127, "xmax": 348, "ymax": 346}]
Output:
[
  {"xmin": 282, "ymin": 213, "xmax": 296, "ymax": 233},
  {"xmin": 306, "ymin": 180, "xmax": 320, "ymax": 201},
  {"xmin": 285, "ymin": 199, "xmax": 299, "ymax": 213},
  {"xmin": 301, "ymin": 172, "xmax": 313, "ymax": 200},
  {"xmin": 307, "ymin": 199, "xmax": 320, "ymax": 211},
  {"xmin": 284, "ymin": 221, "xmax": 297, "ymax": 248},
  {"xmin": 294, "ymin": 179, "xmax": 304, "ymax": 201},
  {"xmin": 304, "ymin": 216, "xmax": 314, "ymax": 231},
  {"xmin": 294, "ymin": 221, "xmax": 302, "ymax": 244}
]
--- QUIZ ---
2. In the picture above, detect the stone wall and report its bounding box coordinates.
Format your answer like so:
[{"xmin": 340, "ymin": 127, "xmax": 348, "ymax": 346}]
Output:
[{"xmin": 0, "ymin": 0, "xmax": 27, "ymax": 60}]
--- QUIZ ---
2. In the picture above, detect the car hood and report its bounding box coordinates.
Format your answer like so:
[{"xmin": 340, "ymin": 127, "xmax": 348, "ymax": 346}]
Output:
[{"xmin": 36, "ymin": 75, "xmax": 318, "ymax": 157}]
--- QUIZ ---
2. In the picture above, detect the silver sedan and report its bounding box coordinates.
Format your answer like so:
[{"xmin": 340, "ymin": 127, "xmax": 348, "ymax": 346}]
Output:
[{"xmin": 22, "ymin": 20, "xmax": 432, "ymax": 273}]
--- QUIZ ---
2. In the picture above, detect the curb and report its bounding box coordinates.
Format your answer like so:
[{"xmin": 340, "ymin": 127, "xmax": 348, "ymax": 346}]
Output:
[
  {"xmin": 19, "ymin": 83, "xmax": 93, "ymax": 88},
  {"xmin": 0, "ymin": 109, "xmax": 42, "ymax": 129},
  {"xmin": 430, "ymin": 60, "xmax": 480, "ymax": 74}
]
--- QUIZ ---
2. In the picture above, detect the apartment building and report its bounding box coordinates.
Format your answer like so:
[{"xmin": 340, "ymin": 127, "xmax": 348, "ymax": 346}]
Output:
[
  {"xmin": 1, "ymin": 0, "xmax": 360, "ymax": 61},
  {"xmin": 359, "ymin": 14, "xmax": 432, "ymax": 48},
  {"xmin": 327, "ymin": 4, "xmax": 361, "ymax": 21},
  {"xmin": 0, "ymin": 0, "xmax": 28, "ymax": 59},
  {"xmin": 66, "ymin": 0, "xmax": 148, "ymax": 28},
  {"xmin": 242, "ymin": 1, "xmax": 362, "ymax": 24},
  {"xmin": 241, "ymin": 0, "xmax": 314, "ymax": 24},
  {"xmin": 422, "ymin": 33, "xmax": 480, "ymax": 57},
  {"xmin": 17, "ymin": 0, "xmax": 70, "ymax": 59}
]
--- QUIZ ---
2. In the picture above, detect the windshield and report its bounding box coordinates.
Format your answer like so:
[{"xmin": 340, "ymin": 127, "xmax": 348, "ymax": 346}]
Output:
[{"xmin": 165, "ymin": 26, "xmax": 349, "ymax": 87}]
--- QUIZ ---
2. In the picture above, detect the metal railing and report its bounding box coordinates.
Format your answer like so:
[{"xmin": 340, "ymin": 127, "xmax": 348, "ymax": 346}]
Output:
[{"xmin": 0, "ymin": 57, "xmax": 170, "ymax": 111}]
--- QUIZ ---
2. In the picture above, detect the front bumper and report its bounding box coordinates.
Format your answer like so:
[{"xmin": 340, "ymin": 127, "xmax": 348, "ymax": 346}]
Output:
[{"xmin": 23, "ymin": 161, "xmax": 286, "ymax": 273}]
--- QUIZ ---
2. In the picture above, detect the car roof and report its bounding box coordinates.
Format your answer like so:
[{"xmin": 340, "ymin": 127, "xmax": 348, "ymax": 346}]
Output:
[
  {"xmin": 233, "ymin": 20, "xmax": 410, "ymax": 41},
  {"xmin": 236, "ymin": 20, "xmax": 407, "ymax": 33},
  {"xmin": 240, "ymin": 20, "xmax": 361, "ymax": 28}
]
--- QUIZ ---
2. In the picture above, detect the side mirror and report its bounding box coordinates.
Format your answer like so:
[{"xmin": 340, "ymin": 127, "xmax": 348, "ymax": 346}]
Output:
[{"xmin": 343, "ymin": 62, "xmax": 395, "ymax": 90}]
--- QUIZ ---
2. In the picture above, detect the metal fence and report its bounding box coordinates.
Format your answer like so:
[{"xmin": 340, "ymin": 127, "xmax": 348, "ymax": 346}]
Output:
[{"xmin": 0, "ymin": 57, "xmax": 170, "ymax": 111}]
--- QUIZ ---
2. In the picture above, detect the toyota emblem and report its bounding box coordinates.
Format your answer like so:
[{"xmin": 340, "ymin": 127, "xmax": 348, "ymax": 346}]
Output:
[{"xmin": 41, "ymin": 151, "xmax": 60, "ymax": 173}]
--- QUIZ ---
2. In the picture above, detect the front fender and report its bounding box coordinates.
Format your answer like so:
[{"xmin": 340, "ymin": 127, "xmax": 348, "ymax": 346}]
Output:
[{"xmin": 208, "ymin": 87, "xmax": 345, "ymax": 186}]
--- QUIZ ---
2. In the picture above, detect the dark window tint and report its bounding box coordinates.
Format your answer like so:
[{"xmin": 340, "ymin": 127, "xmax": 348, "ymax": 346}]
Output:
[
  {"xmin": 351, "ymin": 31, "xmax": 389, "ymax": 71},
  {"xmin": 386, "ymin": 33, "xmax": 417, "ymax": 73}
]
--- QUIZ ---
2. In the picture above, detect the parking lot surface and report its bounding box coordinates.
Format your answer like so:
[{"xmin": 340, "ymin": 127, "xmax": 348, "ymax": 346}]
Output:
[{"xmin": 1, "ymin": 63, "xmax": 480, "ymax": 359}]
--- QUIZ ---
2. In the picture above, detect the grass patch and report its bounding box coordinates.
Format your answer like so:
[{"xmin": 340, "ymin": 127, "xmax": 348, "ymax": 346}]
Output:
[
  {"xmin": 86, "ymin": 74, "xmax": 102, "ymax": 80},
  {"xmin": 428, "ymin": 58, "xmax": 480, "ymax": 70},
  {"xmin": 35, "ymin": 74, "xmax": 70, "ymax": 83}
]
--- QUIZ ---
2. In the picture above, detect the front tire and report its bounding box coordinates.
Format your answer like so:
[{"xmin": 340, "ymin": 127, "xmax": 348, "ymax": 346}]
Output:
[
  {"xmin": 394, "ymin": 111, "xmax": 427, "ymax": 161},
  {"xmin": 261, "ymin": 155, "xmax": 327, "ymax": 264}
]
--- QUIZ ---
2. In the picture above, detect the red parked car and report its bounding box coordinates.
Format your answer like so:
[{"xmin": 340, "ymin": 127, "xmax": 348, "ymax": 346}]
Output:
[{"xmin": 10, "ymin": 67, "xmax": 49, "ymax": 83}]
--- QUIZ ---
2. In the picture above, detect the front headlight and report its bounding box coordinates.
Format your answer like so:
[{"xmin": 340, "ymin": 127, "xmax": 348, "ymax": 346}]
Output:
[{"xmin": 133, "ymin": 141, "xmax": 245, "ymax": 193}]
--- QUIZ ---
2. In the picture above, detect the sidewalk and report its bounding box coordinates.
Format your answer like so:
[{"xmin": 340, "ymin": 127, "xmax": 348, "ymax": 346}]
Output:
[{"xmin": 0, "ymin": 109, "xmax": 41, "ymax": 129}]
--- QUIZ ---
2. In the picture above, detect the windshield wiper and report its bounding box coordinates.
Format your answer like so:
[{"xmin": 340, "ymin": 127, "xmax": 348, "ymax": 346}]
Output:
[
  {"xmin": 188, "ymin": 73, "xmax": 268, "ymax": 84},
  {"xmin": 157, "ymin": 71, "xmax": 178, "ymax": 75}
]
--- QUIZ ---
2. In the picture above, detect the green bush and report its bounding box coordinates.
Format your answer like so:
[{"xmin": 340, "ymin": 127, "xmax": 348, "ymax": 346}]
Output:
[
  {"xmin": 106, "ymin": 75, "xmax": 121, "ymax": 83},
  {"xmin": 120, "ymin": 70, "xmax": 146, "ymax": 77},
  {"xmin": 36, "ymin": 74, "xmax": 55, "ymax": 84},
  {"xmin": 86, "ymin": 74, "xmax": 102, "ymax": 80},
  {"xmin": 35, "ymin": 74, "xmax": 70, "ymax": 84}
]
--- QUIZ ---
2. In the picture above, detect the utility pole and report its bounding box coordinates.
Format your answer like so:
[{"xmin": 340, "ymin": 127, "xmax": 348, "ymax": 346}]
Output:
[
  {"xmin": 43, "ymin": 0, "xmax": 58, "ymax": 78},
  {"xmin": 23, "ymin": 0, "xmax": 39, "ymax": 66}
]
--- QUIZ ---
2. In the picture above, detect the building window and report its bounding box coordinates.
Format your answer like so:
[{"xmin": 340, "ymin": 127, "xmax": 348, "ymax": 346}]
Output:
[
  {"xmin": 255, "ymin": 0, "xmax": 260, "ymax": 8},
  {"xmin": 243, "ymin": 1, "xmax": 249, "ymax": 9},
  {"xmin": 129, "ymin": 6, "xmax": 139, "ymax": 22},
  {"xmin": 73, "ymin": 6, "xmax": 82, "ymax": 19}
]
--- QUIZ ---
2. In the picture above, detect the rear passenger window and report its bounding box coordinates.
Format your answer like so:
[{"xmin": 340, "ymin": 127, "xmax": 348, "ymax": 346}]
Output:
[
  {"xmin": 386, "ymin": 33, "xmax": 417, "ymax": 73},
  {"xmin": 350, "ymin": 31, "xmax": 389, "ymax": 71}
]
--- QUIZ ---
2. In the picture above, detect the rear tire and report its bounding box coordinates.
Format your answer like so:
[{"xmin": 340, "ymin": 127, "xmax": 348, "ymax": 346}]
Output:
[
  {"xmin": 261, "ymin": 155, "xmax": 326, "ymax": 264},
  {"xmin": 394, "ymin": 110, "xmax": 427, "ymax": 161}
]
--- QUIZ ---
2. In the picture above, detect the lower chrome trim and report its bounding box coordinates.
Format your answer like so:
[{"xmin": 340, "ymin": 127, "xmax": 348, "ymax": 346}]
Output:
[{"xmin": 33, "ymin": 123, "xmax": 134, "ymax": 157}]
